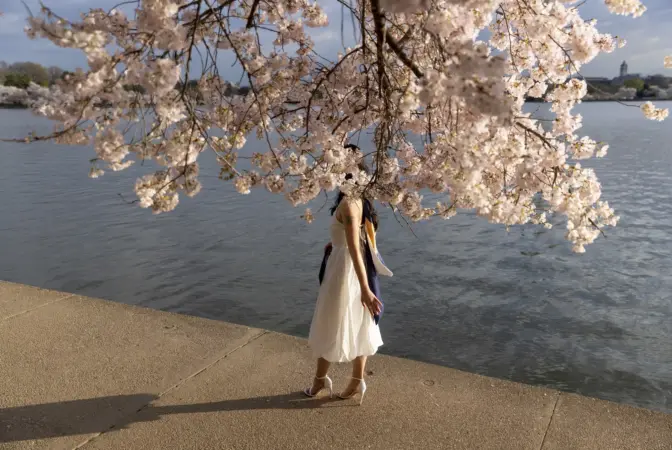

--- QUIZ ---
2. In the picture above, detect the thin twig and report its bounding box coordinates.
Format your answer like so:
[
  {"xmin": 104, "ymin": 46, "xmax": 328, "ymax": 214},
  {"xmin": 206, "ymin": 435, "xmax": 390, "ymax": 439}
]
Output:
[
  {"xmin": 389, "ymin": 204, "xmax": 418, "ymax": 238},
  {"xmin": 117, "ymin": 193, "xmax": 139, "ymax": 205},
  {"xmin": 588, "ymin": 218, "xmax": 607, "ymax": 238}
]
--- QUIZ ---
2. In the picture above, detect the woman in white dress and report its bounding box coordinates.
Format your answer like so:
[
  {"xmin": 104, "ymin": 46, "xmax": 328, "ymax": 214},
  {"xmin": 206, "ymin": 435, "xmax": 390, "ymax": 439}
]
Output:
[{"xmin": 303, "ymin": 181, "xmax": 388, "ymax": 405}]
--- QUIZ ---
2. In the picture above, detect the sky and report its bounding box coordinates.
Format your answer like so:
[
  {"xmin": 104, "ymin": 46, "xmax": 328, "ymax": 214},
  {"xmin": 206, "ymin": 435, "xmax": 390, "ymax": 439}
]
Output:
[{"xmin": 0, "ymin": 0, "xmax": 670, "ymax": 79}]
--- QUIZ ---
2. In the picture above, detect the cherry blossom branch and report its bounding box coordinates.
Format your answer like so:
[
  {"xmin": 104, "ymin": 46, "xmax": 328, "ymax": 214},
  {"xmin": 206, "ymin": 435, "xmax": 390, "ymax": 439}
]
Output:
[
  {"xmin": 369, "ymin": 0, "xmax": 387, "ymax": 93},
  {"xmin": 245, "ymin": 0, "xmax": 261, "ymax": 28},
  {"xmin": 4, "ymin": 0, "xmax": 656, "ymax": 252},
  {"xmin": 385, "ymin": 30, "xmax": 423, "ymax": 78}
]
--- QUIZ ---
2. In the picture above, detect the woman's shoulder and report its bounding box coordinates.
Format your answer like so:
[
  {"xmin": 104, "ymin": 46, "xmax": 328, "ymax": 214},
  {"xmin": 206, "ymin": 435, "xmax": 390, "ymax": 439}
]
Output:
[
  {"xmin": 340, "ymin": 196, "xmax": 363, "ymax": 211},
  {"xmin": 334, "ymin": 195, "xmax": 363, "ymax": 220}
]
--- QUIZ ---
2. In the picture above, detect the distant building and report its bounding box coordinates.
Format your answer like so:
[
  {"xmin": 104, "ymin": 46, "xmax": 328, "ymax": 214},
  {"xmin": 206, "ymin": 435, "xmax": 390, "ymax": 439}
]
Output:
[
  {"xmin": 620, "ymin": 60, "xmax": 628, "ymax": 78},
  {"xmin": 584, "ymin": 77, "xmax": 611, "ymax": 83},
  {"xmin": 645, "ymin": 74, "xmax": 672, "ymax": 88},
  {"xmin": 573, "ymin": 62, "xmax": 671, "ymax": 89},
  {"xmin": 573, "ymin": 62, "xmax": 672, "ymax": 100},
  {"xmin": 613, "ymin": 61, "xmax": 642, "ymax": 85},
  {"xmin": 614, "ymin": 74, "xmax": 642, "ymax": 86}
]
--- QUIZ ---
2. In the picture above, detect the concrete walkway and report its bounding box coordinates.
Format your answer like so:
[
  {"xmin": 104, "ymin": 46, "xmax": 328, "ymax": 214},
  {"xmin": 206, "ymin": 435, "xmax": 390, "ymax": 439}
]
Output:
[{"xmin": 1, "ymin": 281, "xmax": 671, "ymax": 450}]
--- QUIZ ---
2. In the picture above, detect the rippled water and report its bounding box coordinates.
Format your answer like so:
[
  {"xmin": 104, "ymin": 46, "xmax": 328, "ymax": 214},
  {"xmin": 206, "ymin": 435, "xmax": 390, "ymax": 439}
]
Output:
[{"xmin": 1, "ymin": 104, "xmax": 672, "ymax": 413}]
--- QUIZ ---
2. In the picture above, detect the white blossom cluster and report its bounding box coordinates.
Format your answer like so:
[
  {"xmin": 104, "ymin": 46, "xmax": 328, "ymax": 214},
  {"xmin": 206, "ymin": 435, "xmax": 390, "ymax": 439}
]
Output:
[
  {"xmin": 15, "ymin": 0, "xmax": 666, "ymax": 252},
  {"xmin": 603, "ymin": 0, "xmax": 646, "ymax": 17},
  {"xmin": 641, "ymin": 101, "xmax": 669, "ymax": 121},
  {"xmin": 0, "ymin": 83, "xmax": 51, "ymax": 107}
]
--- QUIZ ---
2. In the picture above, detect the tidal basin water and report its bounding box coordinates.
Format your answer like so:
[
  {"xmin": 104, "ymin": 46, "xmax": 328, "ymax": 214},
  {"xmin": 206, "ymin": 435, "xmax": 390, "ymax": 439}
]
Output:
[{"xmin": 1, "ymin": 103, "xmax": 671, "ymax": 413}]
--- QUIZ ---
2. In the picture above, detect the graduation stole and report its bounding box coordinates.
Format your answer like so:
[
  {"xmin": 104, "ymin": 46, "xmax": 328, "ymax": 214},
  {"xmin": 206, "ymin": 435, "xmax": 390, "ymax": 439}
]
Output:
[{"xmin": 361, "ymin": 203, "xmax": 393, "ymax": 278}]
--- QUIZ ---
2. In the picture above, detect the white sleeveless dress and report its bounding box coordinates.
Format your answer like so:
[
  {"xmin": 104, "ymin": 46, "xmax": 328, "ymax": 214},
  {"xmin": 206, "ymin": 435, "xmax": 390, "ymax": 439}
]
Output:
[{"xmin": 308, "ymin": 212, "xmax": 384, "ymax": 363}]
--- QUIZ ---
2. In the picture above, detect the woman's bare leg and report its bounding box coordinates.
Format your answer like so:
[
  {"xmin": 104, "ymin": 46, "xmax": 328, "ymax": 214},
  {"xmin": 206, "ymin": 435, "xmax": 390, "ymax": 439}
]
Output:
[
  {"xmin": 352, "ymin": 355, "xmax": 366, "ymax": 379},
  {"xmin": 341, "ymin": 356, "xmax": 367, "ymax": 396},
  {"xmin": 309, "ymin": 357, "xmax": 331, "ymax": 394}
]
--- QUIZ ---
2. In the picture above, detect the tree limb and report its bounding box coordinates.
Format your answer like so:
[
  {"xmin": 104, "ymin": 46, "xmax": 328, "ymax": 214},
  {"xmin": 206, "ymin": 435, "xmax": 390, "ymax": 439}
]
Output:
[
  {"xmin": 245, "ymin": 0, "xmax": 261, "ymax": 28},
  {"xmin": 385, "ymin": 30, "xmax": 423, "ymax": 78}
]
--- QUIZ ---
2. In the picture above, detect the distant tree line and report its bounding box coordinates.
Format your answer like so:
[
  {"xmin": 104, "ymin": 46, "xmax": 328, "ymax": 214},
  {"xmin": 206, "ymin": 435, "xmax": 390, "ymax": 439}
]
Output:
[
  {"xmin": 621, "ymin": 78, "xmax": 666, "ymax": 98},
  {"xmin": 525, "ymin": 75, "xmax": 672, "ymax": 102},
  {"xmin": 587, "ymin": 76, "xmax": 670, "ymax": 99},
  {"xmin": 0, "ymin": 61, "xmax": 66, "ymax": 88},
  {"xmin": 1, "ymin": 60, "xmax": 250, "ymax": 99},
  {"xmin": 123, "ymin": 80, "xmax": 250, "ymax": 99}
]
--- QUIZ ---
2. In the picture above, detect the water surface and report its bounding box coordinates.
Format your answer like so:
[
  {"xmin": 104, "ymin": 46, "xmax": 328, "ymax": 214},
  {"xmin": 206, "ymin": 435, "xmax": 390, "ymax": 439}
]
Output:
[{"xmin": 1, "ymin": 104, "xmax": 671, "ymax": 412}]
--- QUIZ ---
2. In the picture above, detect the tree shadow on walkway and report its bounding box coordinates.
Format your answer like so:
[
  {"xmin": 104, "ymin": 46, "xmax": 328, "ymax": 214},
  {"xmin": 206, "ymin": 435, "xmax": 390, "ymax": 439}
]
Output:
[{"xmin": 1, "ymin": 391, "xmax": 346, "ymax": 443}]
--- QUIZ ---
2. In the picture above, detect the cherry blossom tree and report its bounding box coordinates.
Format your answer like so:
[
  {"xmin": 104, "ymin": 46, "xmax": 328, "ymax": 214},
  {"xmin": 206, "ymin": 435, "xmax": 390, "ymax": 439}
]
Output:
[{"xmin": 4, "ymin": 0, "xmax": 667, "ymax": 252}]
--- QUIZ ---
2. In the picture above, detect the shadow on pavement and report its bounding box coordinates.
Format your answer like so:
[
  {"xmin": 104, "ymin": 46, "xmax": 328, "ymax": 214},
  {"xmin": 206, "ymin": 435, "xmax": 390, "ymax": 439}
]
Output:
[{"xmin": 1, "ymin": 391, "xmax": 344, "ymax": 443}]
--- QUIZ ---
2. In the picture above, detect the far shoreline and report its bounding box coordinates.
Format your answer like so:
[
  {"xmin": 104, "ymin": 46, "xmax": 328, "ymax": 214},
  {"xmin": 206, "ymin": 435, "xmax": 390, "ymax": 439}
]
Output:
[
  {"xmin": 3, "ymin": 99, "xmax": 671, "ymax": 111},
  {"xmin": 0, "ymin": 104, "xmax": 31, "ymax": 109}
]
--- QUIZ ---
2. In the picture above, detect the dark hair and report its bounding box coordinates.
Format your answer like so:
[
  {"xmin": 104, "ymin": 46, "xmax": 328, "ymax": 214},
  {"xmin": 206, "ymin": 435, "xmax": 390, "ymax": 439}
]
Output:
[{"xmin": 330, "ymin": 144, "xmax": 378, "ymax": 230}]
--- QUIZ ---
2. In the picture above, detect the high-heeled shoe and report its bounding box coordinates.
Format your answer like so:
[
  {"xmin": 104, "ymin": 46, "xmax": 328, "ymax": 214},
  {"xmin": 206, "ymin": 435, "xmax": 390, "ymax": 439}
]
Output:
[
  {"xmin": 338, "ymin": 377, "xmax": 367, "ymax": 405},
  {"xmin": 303, "ymin": 375, "xmax": 333, "ymax": 398}
]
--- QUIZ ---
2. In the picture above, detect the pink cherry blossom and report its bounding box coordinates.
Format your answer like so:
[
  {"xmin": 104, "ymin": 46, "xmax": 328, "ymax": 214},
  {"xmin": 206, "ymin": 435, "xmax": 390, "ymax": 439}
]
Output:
[{"xmin": 5, "ymin": 0, "xmax": 666, "ymax": 252}]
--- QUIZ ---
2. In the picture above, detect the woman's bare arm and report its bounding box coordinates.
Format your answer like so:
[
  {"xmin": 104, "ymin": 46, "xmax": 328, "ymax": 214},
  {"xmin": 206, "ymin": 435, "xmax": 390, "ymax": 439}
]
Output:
[
  {"xmin": 339, "ymin": 198, "xmax": 382, "ymax": 316},
  {"xmin": 340, "ymin": 199, "xmax": 368, "ymax": 290}
]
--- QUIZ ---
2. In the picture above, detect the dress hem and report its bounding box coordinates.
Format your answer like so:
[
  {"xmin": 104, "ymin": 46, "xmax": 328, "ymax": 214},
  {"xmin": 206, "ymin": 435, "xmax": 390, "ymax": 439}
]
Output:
[{"xmin": 309, "ymin": 343, "xmax": 383, "ymax": 363}]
